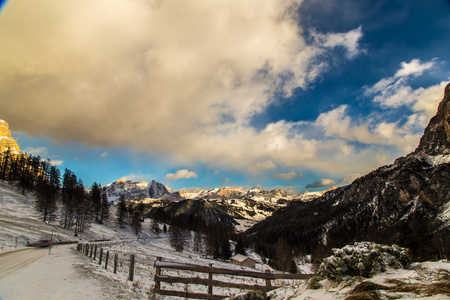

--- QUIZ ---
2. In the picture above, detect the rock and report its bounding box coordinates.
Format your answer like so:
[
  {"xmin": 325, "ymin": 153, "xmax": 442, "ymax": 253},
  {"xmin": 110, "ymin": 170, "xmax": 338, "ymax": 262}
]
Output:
[
  {"xmin": 148, "ymin": 180, "xmax": 171, "ymax": 198},
  {"xmin": 0, "ymin": 119, "xmax": 20, "ymax": 154},
  {"xmin": 413, "ymin": 83, "xmax": 450, "ymax": 156}
]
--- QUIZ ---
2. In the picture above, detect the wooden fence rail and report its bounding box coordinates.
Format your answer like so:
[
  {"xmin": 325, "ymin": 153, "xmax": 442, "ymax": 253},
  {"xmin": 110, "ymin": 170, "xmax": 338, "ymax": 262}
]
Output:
[
  {"xmin": 154, "ymin": 257, "xmax": 311, "ymax": 300},
  {"xmin": 77, "ymin": 243, "xmax": 312, "ymax": 300},
  {"xmin": 77, "ymin": 243, "xmax": 136, "ymax": 281}
]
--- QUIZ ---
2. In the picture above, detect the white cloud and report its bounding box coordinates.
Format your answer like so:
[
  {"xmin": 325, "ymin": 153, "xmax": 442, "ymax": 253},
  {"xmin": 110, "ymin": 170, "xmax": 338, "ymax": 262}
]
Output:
[
  {"xmin": 364, "ymin": 59, "xmax": 437, "ymax": 109},
  {"xmin": 166, "ymin": 169, "xmax": 198, "ymax": 180},
  {"xmin": 23, "ymin": 147, "xmax": 64, "ymax": 165},
  {"xmin": 394, "ymin": 59, "xmax": 434, "ymax": 78},
  {"xmin": 314, "ymin": 26, "xmax": 364, "ymax": 59},
  {"xmin": 305, "ymin": 178, "xmax": 336, "ymax": 189},
  {"xmin": 338, "ymin": 173, "xmax": 362, "ymax": 184},
  {"xmin": 119, "ymin": 173, "xmax": 154, "ymax": 183},
  {"xmin": 272, "ymin": 170, "xmax": 304, "ymax": 180},
  {"xmin": 249, "ymin": 160, "xmax": 277, "ymax": 175}
]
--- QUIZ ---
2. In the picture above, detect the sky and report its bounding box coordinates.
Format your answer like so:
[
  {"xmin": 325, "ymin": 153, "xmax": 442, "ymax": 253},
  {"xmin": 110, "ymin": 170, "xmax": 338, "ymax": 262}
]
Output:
[{"xmin": 0, "ymin": 0, "xmax": 449, "ymax": 193}]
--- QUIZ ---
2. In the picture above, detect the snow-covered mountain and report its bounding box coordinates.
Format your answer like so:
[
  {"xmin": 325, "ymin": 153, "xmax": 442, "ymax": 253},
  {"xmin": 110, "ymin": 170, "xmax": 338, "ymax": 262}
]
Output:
[{"xmin": 104, "ymin": 179, "xmax": 181, "ymax": 203}]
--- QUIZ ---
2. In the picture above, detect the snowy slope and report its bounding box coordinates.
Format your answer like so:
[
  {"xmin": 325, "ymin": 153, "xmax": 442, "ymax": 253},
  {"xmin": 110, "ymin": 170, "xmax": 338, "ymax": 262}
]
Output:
[{"xmin": 1, "ymin": 181, "xmax": 449, "ymax": 300}]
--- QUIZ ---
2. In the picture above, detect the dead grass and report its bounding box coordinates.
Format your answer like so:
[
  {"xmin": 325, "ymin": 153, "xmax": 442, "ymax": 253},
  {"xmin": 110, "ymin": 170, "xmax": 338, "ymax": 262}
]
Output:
[{"xmin": 345, "ymin": 269, "xmax": 450, "ymax": 299}]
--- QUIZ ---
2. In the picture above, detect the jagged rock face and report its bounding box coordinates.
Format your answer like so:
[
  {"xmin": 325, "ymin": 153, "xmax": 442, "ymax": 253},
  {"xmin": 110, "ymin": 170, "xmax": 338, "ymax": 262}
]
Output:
[
  {"xmin": 149, "ymin": 180, "xmax": 171, "ymax": 198},
  {"xmin": 413, "ymin": 83, "xmax": 450, "ymax": 156},
  {"xmin": 247, "ymin": 84, "xmax": 450, "ymax": 260},
  {"xmin": 0, "ymin": 120, "xmax": 20, "ymax": 154},
  {"xmin": 104, "ymin": 179, "xmax": 178, "ymax": 202},
  {"xmin": 105, "ymin": 179, "xmax": 150, "ymax": 202}
]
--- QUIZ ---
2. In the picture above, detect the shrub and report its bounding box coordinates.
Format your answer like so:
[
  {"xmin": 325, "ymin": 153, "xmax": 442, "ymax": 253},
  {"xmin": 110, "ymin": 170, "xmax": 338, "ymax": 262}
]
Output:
[{"xmin": 312, "ymin": 242, "xmax": 411, "ymax": 282}]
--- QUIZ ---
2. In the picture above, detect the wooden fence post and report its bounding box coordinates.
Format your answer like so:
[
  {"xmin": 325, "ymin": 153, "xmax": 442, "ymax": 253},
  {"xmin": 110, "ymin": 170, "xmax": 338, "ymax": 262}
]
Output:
[
  {"xmin": 85, "ymin": 244, "xmax": 89, "ymax": 256},
  {"xmin": 105, "ymin": 251, "xmax": 109, "ymax": 270},
  {"xmin": 113, "ymin": 253, "xmax": 118, "ymax": 274},
  {"xmin": 93, "ymin": 245, "xmax": 97, "ymax": 261},
  {"xmin": 155, "ymin": 257, "xmax": 161, "ymax": 291},
  {"xmin": 90, "ymin": 244, "xmax": 94, "ymax": 258},
  {"xmin": 99, "ymin": 248, "xmax": 103, "ymax": 265},
  {"xmin": 128, "ymin": 254, "xmax": 135, "ymax": 281},
  {"xmin": 208, "ymin": 263, "xmax": 213, "ymax": 295},
  {"xmin": 265, "ymin": 270, "xmax": 271, "ymax": 288}
]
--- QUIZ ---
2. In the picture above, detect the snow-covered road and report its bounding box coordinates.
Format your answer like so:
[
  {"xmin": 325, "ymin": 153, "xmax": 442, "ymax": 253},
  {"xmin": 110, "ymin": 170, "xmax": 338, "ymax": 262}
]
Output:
[{"xmin": 0, "ymin": 245, "xmax": 108, "ymax": 300}]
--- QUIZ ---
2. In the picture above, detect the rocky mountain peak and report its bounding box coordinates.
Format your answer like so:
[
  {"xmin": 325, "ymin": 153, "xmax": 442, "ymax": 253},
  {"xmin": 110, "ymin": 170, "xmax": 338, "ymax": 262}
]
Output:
[
  {"xmin": 0, "ymin": 119, "xmax": 20, "ymax": 154},
  {"xmin": 148, "ymin": 180, "xmax": 171, "ymax": 198},
  {"xmin": 412, "ymin": 83, "xmax": 450, "ymax": 156}
]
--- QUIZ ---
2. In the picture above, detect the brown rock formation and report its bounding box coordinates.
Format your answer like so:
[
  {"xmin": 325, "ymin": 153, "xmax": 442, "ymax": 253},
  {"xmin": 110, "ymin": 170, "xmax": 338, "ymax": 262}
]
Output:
[
  {"xmin": 413, "ymin": 83, "xmax": 450, "ymax": 156},
  {"xmin": 0, "ymin": 119, "xmax": 20, "ymax": 154}
]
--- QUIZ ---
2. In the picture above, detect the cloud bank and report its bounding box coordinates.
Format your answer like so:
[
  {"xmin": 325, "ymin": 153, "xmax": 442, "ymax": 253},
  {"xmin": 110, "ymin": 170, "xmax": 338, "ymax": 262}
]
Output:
[{"xmin": 0, "ymin": 0, "xmax": 446, "ymax": 183}]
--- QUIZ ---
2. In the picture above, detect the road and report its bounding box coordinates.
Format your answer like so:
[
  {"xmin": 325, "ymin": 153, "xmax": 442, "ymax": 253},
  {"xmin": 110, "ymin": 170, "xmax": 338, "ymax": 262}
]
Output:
[{"xmin": 0, "ymin": 245, "xmax": 108, "ymax": 300}]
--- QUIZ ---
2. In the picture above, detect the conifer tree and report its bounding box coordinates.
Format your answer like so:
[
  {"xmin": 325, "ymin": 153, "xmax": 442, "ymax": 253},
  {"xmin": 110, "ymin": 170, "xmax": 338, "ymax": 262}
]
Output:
[
  {"xmin": 99, "ymin": 188, "xmax": 109, "ymax": 224},
  {"xmin": 131, "ymin": 211, "xmax": 142, "ymax": 235},
  {"xmin": 116, "ymin": 195, "xmax": 127, "ymax": 228},
  {"xmin": 151, "ymin": 218, "xmax": 160, "ymax": 235}
]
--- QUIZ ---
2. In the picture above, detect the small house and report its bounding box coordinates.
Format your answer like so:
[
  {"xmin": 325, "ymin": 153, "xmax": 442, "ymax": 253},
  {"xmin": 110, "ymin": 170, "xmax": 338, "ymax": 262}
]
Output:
[{"xmin": 230, "ymin": 254, "xmax": 256, "ymax": 268}]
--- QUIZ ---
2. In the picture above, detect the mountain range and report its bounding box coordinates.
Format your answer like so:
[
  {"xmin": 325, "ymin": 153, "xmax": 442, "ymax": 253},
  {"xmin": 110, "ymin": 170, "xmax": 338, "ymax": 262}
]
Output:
[{"xmin": 104, "ymin": 178, "xmax": 328, "ymax": 229}]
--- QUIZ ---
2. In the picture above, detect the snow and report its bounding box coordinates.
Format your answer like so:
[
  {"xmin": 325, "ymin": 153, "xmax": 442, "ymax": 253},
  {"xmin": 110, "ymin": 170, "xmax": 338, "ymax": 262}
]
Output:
[
  {"xmin": 423, "ymin": 153, "xmax": 450, "ymax": 166},
  {"xmin": 1, "ymin": 181, "xmax": 450, "ymax": 300}
]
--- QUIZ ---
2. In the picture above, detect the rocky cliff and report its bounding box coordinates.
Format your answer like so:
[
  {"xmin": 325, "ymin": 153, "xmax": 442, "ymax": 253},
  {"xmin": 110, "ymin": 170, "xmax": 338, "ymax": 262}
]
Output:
[
  {"xmin": 247, "ymin": 83, "xmax": 450, "ymax": 260},
  {"xmin": 0, "ymin": 120, "xmax": 20, "ymax": 154}
]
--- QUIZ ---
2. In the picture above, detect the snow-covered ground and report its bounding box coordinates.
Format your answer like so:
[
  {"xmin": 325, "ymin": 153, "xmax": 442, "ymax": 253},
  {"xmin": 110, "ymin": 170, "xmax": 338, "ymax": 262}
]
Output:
[{"xmin": 1, "ymin": 181, "xmax": 449, "ymax": 300}]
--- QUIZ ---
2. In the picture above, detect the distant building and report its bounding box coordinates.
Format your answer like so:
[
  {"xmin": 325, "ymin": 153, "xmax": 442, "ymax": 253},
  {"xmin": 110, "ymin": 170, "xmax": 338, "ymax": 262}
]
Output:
[{"xmin": 230, "ymin": 254, "xmax": 256, "ymax": 268}]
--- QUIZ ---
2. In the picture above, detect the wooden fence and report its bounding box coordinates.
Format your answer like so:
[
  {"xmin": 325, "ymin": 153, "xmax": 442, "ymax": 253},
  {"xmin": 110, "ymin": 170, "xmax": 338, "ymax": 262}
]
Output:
[
  {"xmin": 154, "ymin": 257, "xmax": 311, "ymax": 300},
  {"xmin": 77, "ymin": 243, "xmax": 312, "ymax": 299},
  {"xmin": 77, "ymin": 243, "xmax": 136, "ymax": 281}
]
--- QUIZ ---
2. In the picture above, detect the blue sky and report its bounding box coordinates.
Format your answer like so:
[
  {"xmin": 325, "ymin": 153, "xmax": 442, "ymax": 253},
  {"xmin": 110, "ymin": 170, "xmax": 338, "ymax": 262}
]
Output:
[{"xmin": 1, "ymin": 0, "xmax": 449, "ymax": 192}]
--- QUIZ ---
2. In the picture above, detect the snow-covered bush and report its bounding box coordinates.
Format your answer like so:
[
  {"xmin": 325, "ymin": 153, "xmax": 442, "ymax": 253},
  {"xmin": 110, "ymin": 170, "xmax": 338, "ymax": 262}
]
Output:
[{"xmin": 312, "ymin": 242, "xmax": 411, "ymax": 282}]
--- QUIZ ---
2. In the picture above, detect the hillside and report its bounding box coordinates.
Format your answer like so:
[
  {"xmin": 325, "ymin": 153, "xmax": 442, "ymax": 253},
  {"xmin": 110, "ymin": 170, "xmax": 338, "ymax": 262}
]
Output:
[{"xmin": 247, "ymin": 83, "xmax": 450, "ymax": 260}]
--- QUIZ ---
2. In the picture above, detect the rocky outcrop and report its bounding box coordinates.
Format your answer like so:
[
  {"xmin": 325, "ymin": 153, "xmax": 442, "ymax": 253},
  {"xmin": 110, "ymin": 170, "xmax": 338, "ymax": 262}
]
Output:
[
  {"xmin": 149, "ymin": 180, "xmax": 171, "ymax": 198},
  {"xmin": 413, "ymin": 84, "xmax": 450, "ymax": 156},
  {"xmin": 0, "ymin": 120, "xmax": 20, "ymax": 154},
  {"xmin": 247, "ymin": 83, "xmax": 450, "ymax": 260}
]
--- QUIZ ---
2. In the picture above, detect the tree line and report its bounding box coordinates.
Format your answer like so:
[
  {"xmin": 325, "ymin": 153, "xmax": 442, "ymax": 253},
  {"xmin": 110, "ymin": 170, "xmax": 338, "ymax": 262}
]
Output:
[{"xmin": 0, "ymin": 149, "xmax": 109, "ymax": 235}]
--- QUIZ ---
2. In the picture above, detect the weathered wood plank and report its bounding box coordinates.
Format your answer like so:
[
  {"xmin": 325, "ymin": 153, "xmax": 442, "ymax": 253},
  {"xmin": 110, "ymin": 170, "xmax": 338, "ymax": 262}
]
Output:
[
  {"xmin": 154, "ymin": 261, "xmax": 310, "ymax": 280},
  {"xmin": 155, "ymin": 289, "xmax": 227, "ymax": 300},
  {"xmin": 155, "ymin": 275, "xmax": 275, "ymax": 292}
]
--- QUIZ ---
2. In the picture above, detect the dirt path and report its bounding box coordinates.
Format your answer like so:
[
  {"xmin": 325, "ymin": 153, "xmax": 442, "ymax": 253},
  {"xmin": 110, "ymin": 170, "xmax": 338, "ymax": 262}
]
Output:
[
  {"xmin": 0, "ymin": 248, "xmax": 46, "ymax": 279},
  {"xmin": 0, "ymin": 245, "xmax": 108, "ymax": 300}
]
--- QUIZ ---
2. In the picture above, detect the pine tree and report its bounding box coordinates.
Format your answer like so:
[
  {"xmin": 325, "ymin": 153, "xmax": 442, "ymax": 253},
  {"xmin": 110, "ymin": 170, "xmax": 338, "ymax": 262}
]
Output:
[
  {"xmin": 131, "ymin": 211, "xmax": 142, "ymax": 235},
  {"xmin": 289, "ymin": 260, "xmax": 298, "ymax": 274},
  {"xmin": 220, "ymin": 239, "xmax": 232, "ymax": 261},
  {"xmin": 235, "ymin": 239, "xmax": 246, "ymax": 256},
  {"xmin": 169, "ymin": 226, "xmax": 184, "ymax": 252},
  {"xmin": 151, "ymin": 218, "xmax": 160, "ymax": 235},
  {"xmin": 116, "ymin": 194, "xmax": 127, "ymax": 228},
  {"xmin": 193, "ymin": 231, "xmax": 203, "ymax": 254},
  {"xmin": 91, "ymin": 182, "xmax": 102, "ymax": 223},
  {"xmin": 99, "ymin": 188, "xmax": 109, "ymax": 224}
]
